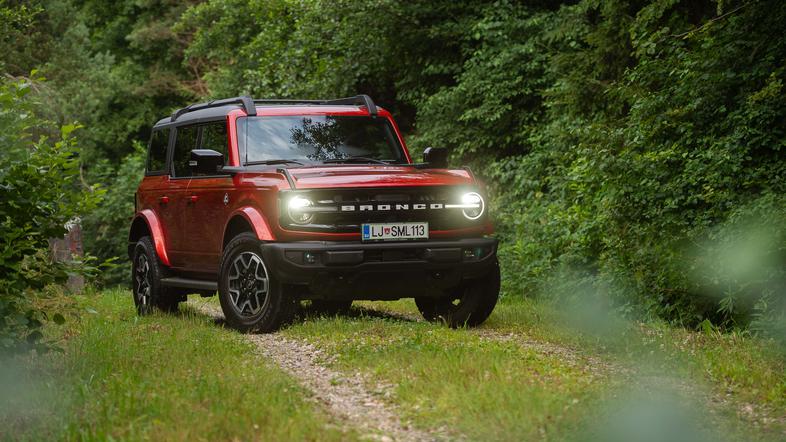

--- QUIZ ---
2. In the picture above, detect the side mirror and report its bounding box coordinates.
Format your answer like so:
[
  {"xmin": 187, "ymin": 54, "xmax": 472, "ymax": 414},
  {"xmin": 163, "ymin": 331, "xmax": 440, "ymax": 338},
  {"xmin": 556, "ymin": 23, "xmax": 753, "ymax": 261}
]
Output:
[
  {"xmin": 423, "ymin": 147, "xmax": 449, "ymax": 169},
  {"xmin": 189, "ymin": 149, "xmax": 224, "ymax": 175}
]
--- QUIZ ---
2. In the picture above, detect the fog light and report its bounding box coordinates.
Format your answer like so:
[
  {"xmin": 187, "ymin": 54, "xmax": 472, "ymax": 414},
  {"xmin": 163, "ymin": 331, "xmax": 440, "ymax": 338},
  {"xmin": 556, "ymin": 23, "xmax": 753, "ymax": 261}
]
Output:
[
  {"xmin": 463, "ymin": 247, "xmax": 486, "ymax": 261},
  {"xmin": 303, "ymin": 252, "xmax": 317, "ymax": 264}
]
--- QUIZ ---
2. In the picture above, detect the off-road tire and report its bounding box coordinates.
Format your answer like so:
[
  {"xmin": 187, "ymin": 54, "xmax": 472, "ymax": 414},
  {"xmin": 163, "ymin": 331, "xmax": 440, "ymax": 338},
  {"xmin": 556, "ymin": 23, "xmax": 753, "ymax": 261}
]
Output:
[
  {"xmin": 310, "ymin": 300, "xmax": 353, "ymax": 316},
  {"xmin": 132, "ymin": 236, "xmax": 181, "ymax": 315},
  {"xmin": 218, "ymin": 233, "xmax": 296, "ymax": 333},
  {"xmin": 415, "ymin": 259, "xmax": 500, "ymax": 327}
]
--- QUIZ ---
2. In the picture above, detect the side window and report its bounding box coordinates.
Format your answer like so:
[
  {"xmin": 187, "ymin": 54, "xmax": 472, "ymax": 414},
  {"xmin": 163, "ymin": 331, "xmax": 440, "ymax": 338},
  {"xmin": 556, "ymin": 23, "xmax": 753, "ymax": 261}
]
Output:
[
  {"xmin": 147, "ymin": 128, "xmax": 169, "ymax": 173},
  {"xmin": 190, "ymin": 121, "xmax": 229, "ymax": 177},
  {"xmin": 199, "ymin": 121, "xmax": 228, "ymax": 161},
  {"xmin": 172, "ymin": 125, "xmax": 198, "ymax": 177}
]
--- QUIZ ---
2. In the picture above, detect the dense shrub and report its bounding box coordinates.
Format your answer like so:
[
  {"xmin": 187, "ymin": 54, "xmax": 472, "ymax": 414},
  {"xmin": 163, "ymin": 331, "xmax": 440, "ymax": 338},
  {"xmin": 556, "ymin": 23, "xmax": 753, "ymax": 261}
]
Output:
[
  {"xmin": 481, "ymin": 0, "xmax": 786, "ymax": 326},
  {"xmin": 81, "ymin": 145, "xmax": 145, "ymax": 285},
  {"xmin": 0, "ymin": 74, "xmax": 102, "ymax": 352}
]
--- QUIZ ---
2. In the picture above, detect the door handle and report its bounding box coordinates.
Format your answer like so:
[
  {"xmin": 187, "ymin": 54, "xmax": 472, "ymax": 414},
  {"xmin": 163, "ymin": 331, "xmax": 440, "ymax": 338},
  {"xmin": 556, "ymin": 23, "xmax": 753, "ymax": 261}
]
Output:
[
  {"xmin": 159, "ymin": 196, "xmax": 169, "ymax": 205},
  {"xmin": 188, "ymin": 195, "xmax": 199, "ymax": 204}
]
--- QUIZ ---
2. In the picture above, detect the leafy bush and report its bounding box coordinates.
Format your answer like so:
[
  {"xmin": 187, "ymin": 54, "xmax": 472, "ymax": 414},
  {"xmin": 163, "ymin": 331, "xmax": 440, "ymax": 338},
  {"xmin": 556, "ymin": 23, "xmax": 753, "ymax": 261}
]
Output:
[
  {"xmin": 411, "ymin": 0, "xmax": 786, "ymax": 327},
  {"xmin": 82, "ymin": 144, "xmax": 145, "ymax": 285},
  {"xmin": 0, "ymin": 74, "xmax": 102, "ymax": 352}
]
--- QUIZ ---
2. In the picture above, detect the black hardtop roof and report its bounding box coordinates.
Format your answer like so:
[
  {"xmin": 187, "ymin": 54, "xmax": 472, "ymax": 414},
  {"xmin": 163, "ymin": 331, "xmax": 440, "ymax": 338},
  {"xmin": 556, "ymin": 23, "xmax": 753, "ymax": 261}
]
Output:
[{"xmin": 153, "ymin": 95, "xmax": 378, "ymax": 128}]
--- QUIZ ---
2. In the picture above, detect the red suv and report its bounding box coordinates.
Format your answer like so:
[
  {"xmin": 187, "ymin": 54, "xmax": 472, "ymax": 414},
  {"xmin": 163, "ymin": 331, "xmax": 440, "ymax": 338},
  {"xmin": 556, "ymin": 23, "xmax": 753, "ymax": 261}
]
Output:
[{"xmin": 129, "ymin": 95, "xmax": 499, "ymax": 331}]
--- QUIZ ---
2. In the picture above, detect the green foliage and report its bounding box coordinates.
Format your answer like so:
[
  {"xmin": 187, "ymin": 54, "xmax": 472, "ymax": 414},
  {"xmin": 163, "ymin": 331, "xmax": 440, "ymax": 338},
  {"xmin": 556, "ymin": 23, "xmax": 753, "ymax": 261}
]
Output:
[
  {"xmin": 430, "ymin": 0, "xmax": 786, "ymax": 328},
  {"xmin": 177, "ymin": 0, "xmax": 491, "ymax": 128},
  {"xmin": 0, "ymin": 74, "xmax": 102, "ymax": 352},
  {"xmin": 4, "ymin": 0, "xmax": 785, "ymax": 329},
  {"xmin": 82, "ymin": 144, "xmax": 146, "ymax": 285},
  {"xmin": 0, "ymin": 0, "xmax": 48, "ymax": 75}
]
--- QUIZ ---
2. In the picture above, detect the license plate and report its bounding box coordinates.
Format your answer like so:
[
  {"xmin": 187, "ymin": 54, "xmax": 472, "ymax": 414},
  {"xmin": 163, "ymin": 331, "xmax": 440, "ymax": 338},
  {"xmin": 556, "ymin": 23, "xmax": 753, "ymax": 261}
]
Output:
[{"xmin": 361, "ymin": 222, "xmax": 429, "ymax": 242}]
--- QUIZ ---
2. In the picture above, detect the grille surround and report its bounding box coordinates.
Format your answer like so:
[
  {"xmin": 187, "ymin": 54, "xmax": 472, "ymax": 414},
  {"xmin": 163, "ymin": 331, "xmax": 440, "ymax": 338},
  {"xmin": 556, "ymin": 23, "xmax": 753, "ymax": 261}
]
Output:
[{"xmin": 279, "ymin": 186, "xmax": 483, "ymax": 233}]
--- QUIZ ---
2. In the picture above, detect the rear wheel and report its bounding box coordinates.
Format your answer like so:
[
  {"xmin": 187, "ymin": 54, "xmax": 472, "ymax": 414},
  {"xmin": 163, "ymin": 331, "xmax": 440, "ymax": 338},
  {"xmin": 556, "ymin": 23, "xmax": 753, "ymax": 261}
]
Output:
[
  {"xmin": 132, "ymin": 236, "xmax": 181, "ymax": 315},
  {"xmin": 218, "ymin": 233, "xmax": 295, "ymax": 332},
  {"xmin": 415, "ymin": 259, "xmax": 500, "ymax": 327}
]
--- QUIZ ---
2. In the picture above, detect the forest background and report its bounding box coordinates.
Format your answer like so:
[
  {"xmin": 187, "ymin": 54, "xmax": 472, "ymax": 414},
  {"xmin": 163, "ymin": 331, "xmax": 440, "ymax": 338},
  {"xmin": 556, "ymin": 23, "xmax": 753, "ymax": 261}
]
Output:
[{"xmin": 2, "ymin": 0, "xmax": 785, "ymax": 349}]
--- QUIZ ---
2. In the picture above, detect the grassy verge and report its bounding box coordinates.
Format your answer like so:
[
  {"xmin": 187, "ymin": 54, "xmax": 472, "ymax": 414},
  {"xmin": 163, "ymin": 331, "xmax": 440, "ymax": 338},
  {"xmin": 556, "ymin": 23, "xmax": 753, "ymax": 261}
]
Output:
[
  {"xmin": 286, "ymin": 297, "xmax": 786, "ymax": 441},
  {"xmin": 360, "ymin": 297, "xmax": 786, "ymax": 412},
  {"xmin": 1, "ymin": 289, "xmax": 352, "ymax": 441},
  {"xmin": 487, "ymin": 299, "xmax": 786, "ymax": 415},
  {"xmin": 3, "ymin": 290, "xmax": 782, "ymax": 441},
  {"xmin": 285, "ymin": 313, "xmax": 605, "ymax": 441}
]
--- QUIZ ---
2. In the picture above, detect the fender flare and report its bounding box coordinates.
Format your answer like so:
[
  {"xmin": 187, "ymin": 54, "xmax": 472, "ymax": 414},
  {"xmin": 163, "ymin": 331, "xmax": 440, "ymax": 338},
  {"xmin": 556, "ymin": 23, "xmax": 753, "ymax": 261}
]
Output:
[
  {"xmin": 130, "ymin": 210, "xmax": 171, "ymax": 267},
  {"xmin": 226, "ymin": 206, "xmax": 275, "ymax": 242}
]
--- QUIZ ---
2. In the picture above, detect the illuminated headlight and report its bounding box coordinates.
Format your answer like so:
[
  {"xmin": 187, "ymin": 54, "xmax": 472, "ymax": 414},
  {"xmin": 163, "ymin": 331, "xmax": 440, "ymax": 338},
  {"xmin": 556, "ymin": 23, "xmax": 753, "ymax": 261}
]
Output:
[
  {"xmin": 288, "ymin": 196, "xmax": 314, "ymax": 224},
  {"xmin": 460, "ymin": 192, "xmax": 484, "ymax": 220}
]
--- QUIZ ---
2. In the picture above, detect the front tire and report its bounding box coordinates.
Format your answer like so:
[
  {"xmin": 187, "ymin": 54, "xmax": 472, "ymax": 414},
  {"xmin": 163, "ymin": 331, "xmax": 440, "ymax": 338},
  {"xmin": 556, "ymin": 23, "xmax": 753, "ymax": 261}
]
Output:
[
  {"xmin": 218, "ymin": 233, "xmax": 295, "ymax": 332},
  {"xmin": 415, "ymin": 259, "xmax": 500, "ymax": 327},
  {"xmin": 132, "ymin": 236, "xmax": 181, "ymax": 315}
]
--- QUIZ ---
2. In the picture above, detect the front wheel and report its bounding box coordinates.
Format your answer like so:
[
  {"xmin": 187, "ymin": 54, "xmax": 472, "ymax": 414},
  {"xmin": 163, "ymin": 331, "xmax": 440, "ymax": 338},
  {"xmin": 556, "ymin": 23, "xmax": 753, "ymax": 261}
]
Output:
[
  {"xmin": 218, "ymin": 233, "xmax": 295, "ymax": 333},
  {"xmin": 415, "ymin": 259, "xmax": 500, "ymax": 327}
]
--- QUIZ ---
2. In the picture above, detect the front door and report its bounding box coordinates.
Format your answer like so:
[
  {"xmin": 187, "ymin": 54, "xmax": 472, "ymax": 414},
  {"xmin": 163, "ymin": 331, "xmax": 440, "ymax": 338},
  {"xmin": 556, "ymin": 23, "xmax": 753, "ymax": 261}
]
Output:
[{"xmin": 182, "ymin": 120, "xmax": 234, "ymax": 275}]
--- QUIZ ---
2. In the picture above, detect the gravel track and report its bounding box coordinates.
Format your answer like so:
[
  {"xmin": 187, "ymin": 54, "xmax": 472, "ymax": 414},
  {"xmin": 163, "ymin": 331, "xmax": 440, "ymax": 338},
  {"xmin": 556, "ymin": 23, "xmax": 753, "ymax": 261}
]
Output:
[
  {"xmin": 191, "ymin": 302, "xmax": 447, "ymax": 442},
  {"xmin": 191, "ymin": 301, "xmax": 784, "ymax": 438}
]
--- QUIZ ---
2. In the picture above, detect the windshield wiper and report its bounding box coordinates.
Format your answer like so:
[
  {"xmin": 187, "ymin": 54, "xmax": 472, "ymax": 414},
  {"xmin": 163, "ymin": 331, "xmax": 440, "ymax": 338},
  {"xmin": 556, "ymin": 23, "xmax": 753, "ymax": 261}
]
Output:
[
  {"xmin": 246, "ymin": 159, "xmax": 305, "ymax": 166},
  {"xmin": 322, "ymin": 156, "xmax": 391, "ymax": 165}
]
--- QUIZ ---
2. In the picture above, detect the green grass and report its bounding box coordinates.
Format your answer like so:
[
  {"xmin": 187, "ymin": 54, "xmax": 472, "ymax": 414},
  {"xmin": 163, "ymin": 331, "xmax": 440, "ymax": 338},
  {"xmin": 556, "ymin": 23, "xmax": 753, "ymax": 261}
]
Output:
[
  {"xmin": 284, "ymin": 314, "xmax": 605, "ymax": 441},
  {"xmin": 3, "ymin": 291, "xmax": 783, "ymax": 441},
  {"xmin": 300, "ymin": 298, "xmax": 786, "ymax": 441},
  {"xmin": 1, "ymin": 289, "xmax": 352, "ymax": 441},
  {"xmin": 361, "ymin": 297, "xmax": 786, "ymax": 411}
]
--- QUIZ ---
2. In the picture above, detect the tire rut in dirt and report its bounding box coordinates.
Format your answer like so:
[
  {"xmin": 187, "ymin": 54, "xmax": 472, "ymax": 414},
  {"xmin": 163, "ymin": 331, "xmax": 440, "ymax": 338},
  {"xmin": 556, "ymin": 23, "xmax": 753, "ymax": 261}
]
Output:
[{"xmin": 193, "ymin": 302, "xmax": 453, "ymax": 442}]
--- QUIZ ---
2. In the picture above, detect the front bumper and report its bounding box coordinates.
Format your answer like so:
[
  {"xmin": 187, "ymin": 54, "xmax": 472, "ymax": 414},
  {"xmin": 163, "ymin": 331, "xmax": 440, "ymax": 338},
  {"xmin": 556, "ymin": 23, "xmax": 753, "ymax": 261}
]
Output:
[{"xmin": 261, "ymin": 237, "xmax": 498, "ymax": 301}]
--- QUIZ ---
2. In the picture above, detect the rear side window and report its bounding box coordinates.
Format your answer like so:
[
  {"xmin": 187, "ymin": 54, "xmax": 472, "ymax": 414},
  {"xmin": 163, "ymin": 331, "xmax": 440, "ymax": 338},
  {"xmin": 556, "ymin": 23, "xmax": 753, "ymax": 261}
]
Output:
[
  {"xmin": 147, "ymin": 128, "xmax": 169, "ymax": 173},
  {"xmin": 172, "ymin": 125, "xmax": 198, "ymax": 177}
]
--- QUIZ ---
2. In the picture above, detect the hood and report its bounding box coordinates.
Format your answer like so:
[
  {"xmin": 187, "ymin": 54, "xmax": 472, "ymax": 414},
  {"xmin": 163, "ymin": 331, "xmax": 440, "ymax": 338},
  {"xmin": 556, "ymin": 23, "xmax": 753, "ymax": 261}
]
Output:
[{"xmin": 285, "ymin": 165, "xmax": 476, "ymax": 189}]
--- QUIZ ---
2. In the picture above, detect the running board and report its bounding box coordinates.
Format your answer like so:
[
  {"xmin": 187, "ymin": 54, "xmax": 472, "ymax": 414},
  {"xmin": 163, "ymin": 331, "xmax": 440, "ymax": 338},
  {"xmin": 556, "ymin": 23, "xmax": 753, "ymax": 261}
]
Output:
[{"xmin": 160, "ymin": 277, "xmax": 217, "ymax": 291}]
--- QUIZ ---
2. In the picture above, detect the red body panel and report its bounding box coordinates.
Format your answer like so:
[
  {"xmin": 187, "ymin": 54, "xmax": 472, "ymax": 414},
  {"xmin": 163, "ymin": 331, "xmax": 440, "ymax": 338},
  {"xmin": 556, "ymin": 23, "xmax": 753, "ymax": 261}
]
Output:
[
  {"xmin": 133, "ymin": 104, "xmax": 492, "ymax": 275},
  {"xmin": 228, "ymin": 206, "xmax": 275, "ymax": 241},
  {"xmin": 133, "ymin": 208, "xmax": 171, "ymax": 267},
  {"xmin": 284, "ymin": 165, "xmax": 473, "ymax": 189},
  {"xmin": 182, "ymin": 176, "xmax": 235, "ymax": 272}
]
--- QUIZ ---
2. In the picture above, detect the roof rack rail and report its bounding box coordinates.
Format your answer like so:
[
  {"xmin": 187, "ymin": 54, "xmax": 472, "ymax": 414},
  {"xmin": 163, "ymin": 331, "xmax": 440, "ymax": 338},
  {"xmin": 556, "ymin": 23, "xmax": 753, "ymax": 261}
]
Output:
[
  {"xmin": 324, "ymin": 95, "xmax": 377, "ymax": 116},
  {"xmin": 253, "ymin": 94, "xmax": 378, "ymax": 116},
  {"xmin": 170, "ymin": 94, "xmax": 378, "ymax": 122},
  {"xmin": 171, "ymin": 95, "xmax": 256, "ymax": 122}
]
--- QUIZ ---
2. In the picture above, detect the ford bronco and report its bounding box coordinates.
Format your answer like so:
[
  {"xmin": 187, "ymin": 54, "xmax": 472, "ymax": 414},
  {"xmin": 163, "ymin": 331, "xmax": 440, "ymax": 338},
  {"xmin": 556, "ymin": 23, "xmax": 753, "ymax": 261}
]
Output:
[{"xmin": 129, "ymin": 95, "xmax": 499, "ymax": 332}]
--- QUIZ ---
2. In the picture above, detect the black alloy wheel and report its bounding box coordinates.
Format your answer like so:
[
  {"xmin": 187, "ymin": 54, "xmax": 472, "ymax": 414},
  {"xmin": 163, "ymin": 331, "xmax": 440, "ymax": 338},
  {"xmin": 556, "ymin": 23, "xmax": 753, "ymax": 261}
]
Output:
[
  {"xmin": 132, "ymin": 236, "xmax": 181, "ymax": 314},
  {"xmin": 415, "ymin": 259, "xmax": 500, "ymax": 327},
  {"xmin": 218, "ymin": 233, "xmax": 296, "ymax": 332}
]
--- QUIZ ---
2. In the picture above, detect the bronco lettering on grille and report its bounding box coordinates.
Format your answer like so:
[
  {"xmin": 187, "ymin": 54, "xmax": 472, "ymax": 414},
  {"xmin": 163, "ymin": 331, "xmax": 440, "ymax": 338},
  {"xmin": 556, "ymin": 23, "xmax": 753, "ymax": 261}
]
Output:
[{"xmin": 340, "ymin": 203, "xmax": 446, "ymax": 212}]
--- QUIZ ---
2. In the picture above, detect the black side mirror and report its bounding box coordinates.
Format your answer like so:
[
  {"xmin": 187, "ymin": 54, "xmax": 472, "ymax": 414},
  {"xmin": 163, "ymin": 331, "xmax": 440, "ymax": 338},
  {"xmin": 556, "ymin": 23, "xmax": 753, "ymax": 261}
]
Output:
[
  {"xmin": 423, "ymin": 147, "xmax": 449, "ymax": 169},
  {"xmin": 189, "ymin": 149, "xmax": 224, "ymax": 175}
]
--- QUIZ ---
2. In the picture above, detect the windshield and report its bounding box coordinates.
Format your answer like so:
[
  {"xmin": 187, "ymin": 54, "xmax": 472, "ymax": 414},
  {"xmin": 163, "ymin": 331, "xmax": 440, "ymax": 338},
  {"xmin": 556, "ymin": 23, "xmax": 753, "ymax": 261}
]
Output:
[{"xmin": 237, "ymin": 115, "xmax": 406, "ymax": 164}]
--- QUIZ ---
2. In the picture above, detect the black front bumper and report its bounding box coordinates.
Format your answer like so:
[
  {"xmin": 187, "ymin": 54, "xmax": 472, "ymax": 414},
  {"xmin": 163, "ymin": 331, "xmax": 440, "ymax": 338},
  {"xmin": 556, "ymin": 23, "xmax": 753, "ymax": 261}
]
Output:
[{"xmin": 261, "ymin": 237, "xmax": 498, "ymax": 301}]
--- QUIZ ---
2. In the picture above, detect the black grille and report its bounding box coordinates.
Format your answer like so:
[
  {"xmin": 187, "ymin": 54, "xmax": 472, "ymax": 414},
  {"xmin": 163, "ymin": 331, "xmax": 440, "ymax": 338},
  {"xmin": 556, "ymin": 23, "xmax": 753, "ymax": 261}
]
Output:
[{"xmin": 280, "ymin": 186, "xmax": 480, "ymax": 233}]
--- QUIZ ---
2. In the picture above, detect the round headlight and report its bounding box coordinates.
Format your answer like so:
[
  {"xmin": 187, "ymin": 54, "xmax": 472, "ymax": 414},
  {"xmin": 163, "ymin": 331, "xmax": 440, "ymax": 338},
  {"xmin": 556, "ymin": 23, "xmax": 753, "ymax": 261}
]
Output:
[
  {"xmin": 288, "ymin": 196, "xmax": 314, "ymax": 224},
  {"xmin": 461, "ymin": 192, "xmax": 484, "ymax": 220}
]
